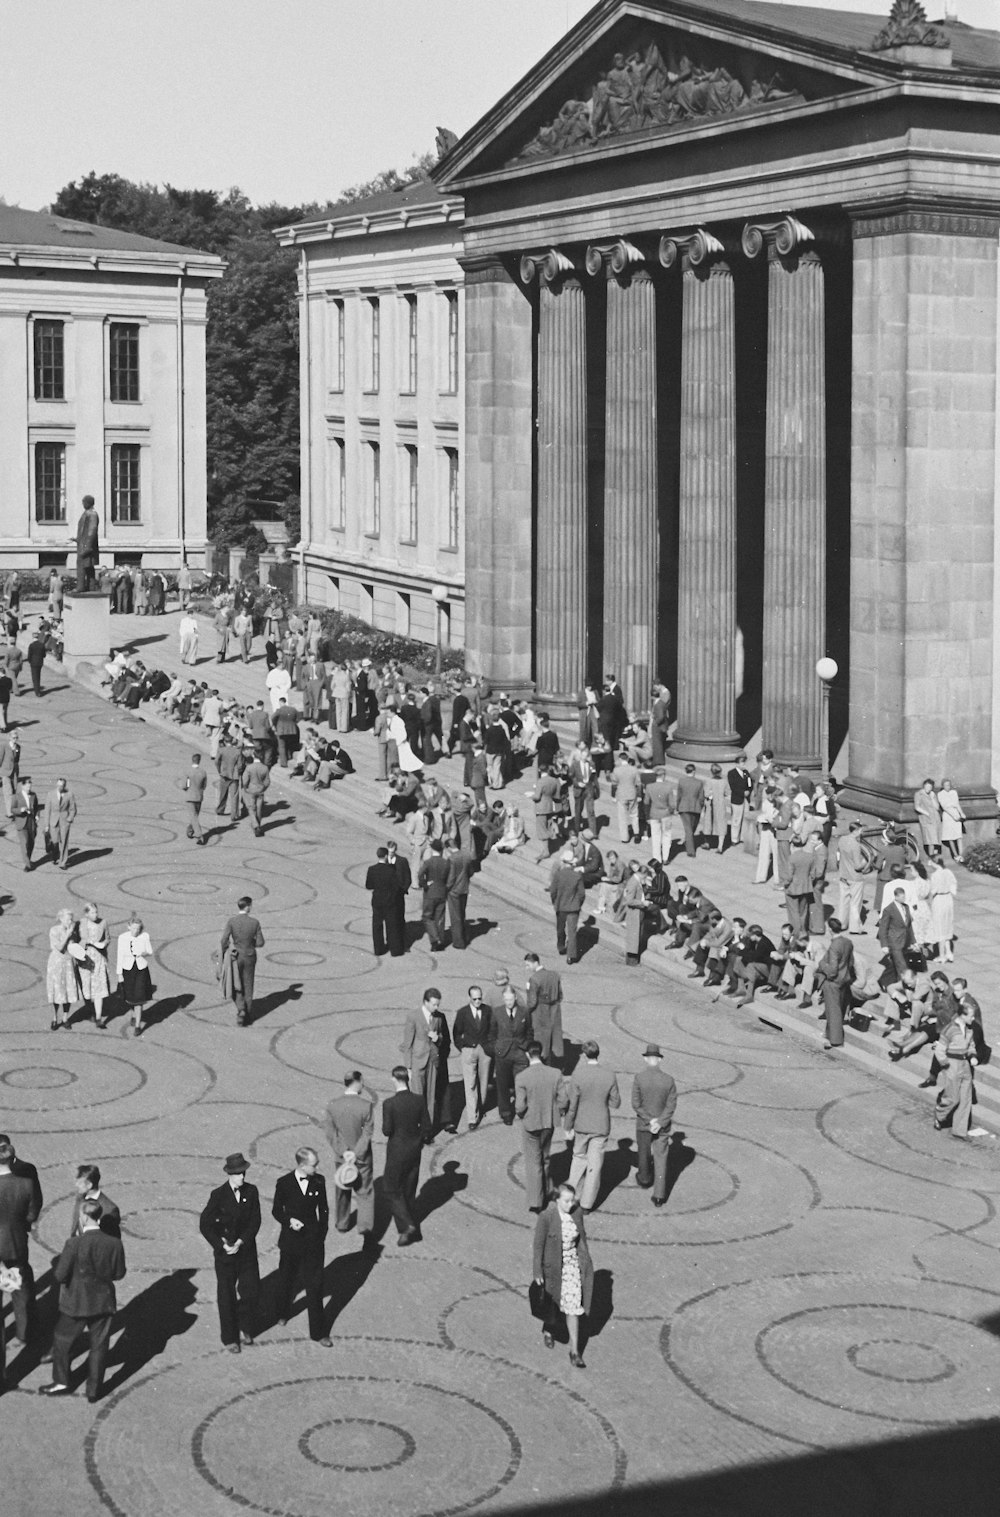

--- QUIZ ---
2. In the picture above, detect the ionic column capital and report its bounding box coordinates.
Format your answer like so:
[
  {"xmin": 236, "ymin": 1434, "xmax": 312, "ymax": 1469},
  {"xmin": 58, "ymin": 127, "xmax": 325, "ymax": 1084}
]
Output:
[
  {"xmin": 584, "ymin": 238, "xmax": 646, "ymax": 279},
  {"xmin": 658, "ymin": 228, "xmax": 725, "ymax": 271},
  {"xmin": 741, "ymin": 213, "xmax": 816, "ymax": 261},
  {"xmin": 519, "ymin": 248, "xmax": 577, "ymax": 287}
]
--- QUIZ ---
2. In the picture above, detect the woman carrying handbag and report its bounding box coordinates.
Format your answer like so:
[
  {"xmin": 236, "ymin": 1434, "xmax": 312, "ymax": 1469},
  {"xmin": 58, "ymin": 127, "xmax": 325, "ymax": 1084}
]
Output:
[{"xmin": 532, "ymin": 1182, "xmax": 595, "ymax": 1369}]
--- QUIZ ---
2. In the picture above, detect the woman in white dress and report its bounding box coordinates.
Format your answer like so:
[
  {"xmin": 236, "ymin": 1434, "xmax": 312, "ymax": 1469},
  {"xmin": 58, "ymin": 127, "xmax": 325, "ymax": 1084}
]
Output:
[
  {"xmin": 927, "ymin": 857, "xmax": 958, "ymax": 963},
  {"xmin": 116, "ymin": 913, "xmax": 154, "ymax": 1035},
  {"xmin": 387, "ymin": 710, "xmax": 422, "ymax": 773},
  {"xmin": 936, "ymin": 778, "xmax": 966, "ymax": 863},
  {"xmin": 46, "ymin": 908, "xmax": 79, "ymax": 1031},
  {"xmin": 78, "ymin": 901, "xmax": 112, "ymax": 1029}
]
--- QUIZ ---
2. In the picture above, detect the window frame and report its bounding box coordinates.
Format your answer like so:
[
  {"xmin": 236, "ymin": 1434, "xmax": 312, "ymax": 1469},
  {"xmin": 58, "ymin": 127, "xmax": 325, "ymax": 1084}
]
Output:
[
  {"xmin": 446, "ymin": 447, "xmax": 460, "ymax": 551},
  {"xmin": 366, "ymin": 441, "xmax": 381, "ymax": 537},
  {"xmin": 403, "ymin": 293, "xmax": 418, "ymax": 394},
  {"xmin": 108, "ymin": 322, "xmax": 141, "ymax": 403},
  {"xmin": 366, "ymin": 297, "xmax": 381, "ymax": 393},
  {"xmin": 34, "ymin": 440, "xmax": 67, "ymax": 523},
  {"xmin": 110, "ymin": 442, "xmax": 142, "ymax": 523},
  {"xmin": 401, "ymin": 444, "xmax": 418, "ymax": 544},
  {"xmin": 33, "ymin": 319, "xmax": 65, "ymax": 401},
  {"xmin": 445, "ymin": 291, "xmax": 459, "ymax": 395}
]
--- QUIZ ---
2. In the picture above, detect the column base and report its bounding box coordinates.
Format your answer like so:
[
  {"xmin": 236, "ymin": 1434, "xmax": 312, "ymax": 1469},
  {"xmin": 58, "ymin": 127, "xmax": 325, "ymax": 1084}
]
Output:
[
  {"xmin": 63, "ymin": 590, "xmax": 111, "ymax": 675},
  {"xmin": 837, "ymin": 774, "xmax": 999, "ymax": 833},
  {"xmin": 534, "ymin": 690, "xmax": 582, "ymax": 721},
  {"xmin": 669, "ymin": 729, "xmax": 742, "ymax": 764}
]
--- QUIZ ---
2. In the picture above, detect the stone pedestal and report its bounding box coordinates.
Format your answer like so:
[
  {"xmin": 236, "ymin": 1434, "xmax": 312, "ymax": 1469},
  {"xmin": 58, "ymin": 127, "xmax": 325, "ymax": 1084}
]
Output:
[
  {"xmin": 62, "ymin": 591, "xmax": 111, "ymax": 674},
  {"xmin": 671, "ymin": 256, "xmax": 740, "ymax": 760},
  {"xmin": 603, "ymin": 265, "xmax": 658, "ymax": 716},
  {"xmin": 761, "ymin": 244, "xmax": 826, "ymax": 768},
  {"xmin": 536, "ymin": 275, "xmax": 588, "ymax": 704}
]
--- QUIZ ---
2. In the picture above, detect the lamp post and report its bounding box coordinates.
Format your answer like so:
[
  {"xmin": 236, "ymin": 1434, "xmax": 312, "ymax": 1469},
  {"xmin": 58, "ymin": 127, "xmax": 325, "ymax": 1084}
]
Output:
[
  {"xmin": 431, "ymin": 585, "xmax": 448, "ymax": 678},
  {"xmin": 816, "ymin": 657, "xmax": 838, "ymax": 772}
]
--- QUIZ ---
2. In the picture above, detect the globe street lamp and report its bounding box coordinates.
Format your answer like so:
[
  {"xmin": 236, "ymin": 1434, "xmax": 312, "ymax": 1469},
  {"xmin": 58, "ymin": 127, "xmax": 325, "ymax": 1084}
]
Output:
[
  {"xmin": 431, "ymin": 585, "xmax": 449, "ymax": 677},
  {"xmin": 816, "ymin": 657, "xmax": 838, "ymax": 772}
]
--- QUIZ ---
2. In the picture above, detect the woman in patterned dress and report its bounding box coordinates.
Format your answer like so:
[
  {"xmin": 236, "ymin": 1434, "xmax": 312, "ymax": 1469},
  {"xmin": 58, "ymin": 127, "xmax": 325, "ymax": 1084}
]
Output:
[
  {"xmin": 78, "ymin": 901, "xmax": 112, "ymax": 1029},
  {"xmin": 532, "ymin": 1182, "xmax": 595, "ymax": 1369},
  {"xmin": 46, "ymin": 908, "xmax": 79, "ymax": 1031}
]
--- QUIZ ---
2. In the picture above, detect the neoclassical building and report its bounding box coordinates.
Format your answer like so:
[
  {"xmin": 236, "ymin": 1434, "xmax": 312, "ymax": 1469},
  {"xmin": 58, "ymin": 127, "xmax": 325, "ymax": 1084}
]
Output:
[
  {"xmin": 276, "ymin": 181, "xmax": 466, "ymax": 650},
  {"xmin": 0, "ymin": 205, "xmax": 222, "ymax": 572},
  {"xmin": 437, "ymin": 0, "xmax": 1000, "ymax": 824}
]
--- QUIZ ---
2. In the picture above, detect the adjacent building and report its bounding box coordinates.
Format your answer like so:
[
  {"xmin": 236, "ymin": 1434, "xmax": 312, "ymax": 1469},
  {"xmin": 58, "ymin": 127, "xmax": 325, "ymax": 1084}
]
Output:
[
  {"xmin": 276, "ymin": 180, "xmax": 466, "ymax": 650},
  {"xmin": 0, "ymin": 205, "xmax": 223, "ymax": 574},
  {"xmin": 436, "ymin": 0, "xmax": 1000, "ymax": 823}
]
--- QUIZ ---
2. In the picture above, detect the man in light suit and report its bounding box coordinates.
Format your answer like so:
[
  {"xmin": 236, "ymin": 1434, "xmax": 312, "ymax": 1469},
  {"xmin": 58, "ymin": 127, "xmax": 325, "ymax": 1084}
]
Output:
[
  {"xmin": 631, "ymin": 1043, "xmax": 678, "ymax": 1207},
  {"xmin": 198, "ymin": 1152, "xmax": 261, "ymax": 1351},
  {"xmin": 182, "ymin": 752, "xmax": 208, "ymax": 845},
  {"xmin": 39, "ymin": 1200, "xmax": 126, "ymax": 1401},
  {"xmin": 564, "ymin": 1040, "xmax": 621, "ymax": 1212},
  {"xmin": 515, "ymin": 1042, "xmax": 568, "ymax": 1212},
  {"xmin": 272, "ymin": 1147, "xmax": 331, "ymax": 1345},
  {"xmin": 70, "ymin": 1164, "xmax": 121, "ymax": 1237},
  {"xmin": 452, "ymin": 986, "xmax": 493, "ymax": 1131},
  {"xmin": 43, "ymin": 776, "xmax": 78, "ymax": 869},
  {"xmin": 399, "ymin": 989, "xmax": 451, "ymax": 1133},
  {"xmin": 303, "ymin": 656, "xmax": 327, "ymax": 722},
  {"xmin": 324, "ymin": 1071, "xmax": 376, "ymax": 1242}
]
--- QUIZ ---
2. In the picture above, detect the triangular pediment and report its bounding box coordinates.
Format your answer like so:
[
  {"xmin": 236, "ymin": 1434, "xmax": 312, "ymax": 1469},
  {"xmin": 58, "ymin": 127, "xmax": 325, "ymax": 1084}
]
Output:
[{"xmin": 437, "ymin": 0, "xmax": 917, "ymax": 184}]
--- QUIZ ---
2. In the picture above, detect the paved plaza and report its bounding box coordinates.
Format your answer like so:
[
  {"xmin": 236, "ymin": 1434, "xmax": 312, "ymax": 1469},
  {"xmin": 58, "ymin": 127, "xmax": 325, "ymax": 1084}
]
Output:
[{"xmin": 2, "ymin": 667, "xmax": 1000, "ymax": 1516}]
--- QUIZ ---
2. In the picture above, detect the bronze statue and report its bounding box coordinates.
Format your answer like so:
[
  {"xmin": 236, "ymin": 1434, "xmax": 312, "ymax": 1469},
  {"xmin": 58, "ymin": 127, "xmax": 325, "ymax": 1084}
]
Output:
[{"xmin": 75, "ymin": 495, "xmax": 100, "ymax": 592}]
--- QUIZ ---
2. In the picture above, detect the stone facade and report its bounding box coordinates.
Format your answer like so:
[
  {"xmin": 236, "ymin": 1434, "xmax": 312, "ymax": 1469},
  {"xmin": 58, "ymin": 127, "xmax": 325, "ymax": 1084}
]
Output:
[{"xmin": 0, "ymin": 206, "xmax": 221, "ymax": 572}]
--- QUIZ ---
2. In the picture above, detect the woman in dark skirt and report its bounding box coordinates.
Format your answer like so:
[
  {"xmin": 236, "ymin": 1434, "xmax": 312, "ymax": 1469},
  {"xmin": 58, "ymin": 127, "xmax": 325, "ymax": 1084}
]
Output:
[
  {"xmin": 533, "ymin": 1182, "xmax": 594, "ymax": 1368},
  {"xmin": 115, "ymin": 913, "xmax": 154, "ymax": 1035}
]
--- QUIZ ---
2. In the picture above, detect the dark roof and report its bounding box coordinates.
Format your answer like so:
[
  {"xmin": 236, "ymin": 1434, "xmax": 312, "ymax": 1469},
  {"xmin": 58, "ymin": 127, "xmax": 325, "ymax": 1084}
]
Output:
[
  {"xmin": 0, "ymin": 204, "xmax": 211, "ymax": 256},
  {"xmin": 661, "ymin": 0, "xmax": 1000, "ymax": 72},
  {"xmin": 286, "ymin": 177, "xmax": 457, "ymax": 231}
]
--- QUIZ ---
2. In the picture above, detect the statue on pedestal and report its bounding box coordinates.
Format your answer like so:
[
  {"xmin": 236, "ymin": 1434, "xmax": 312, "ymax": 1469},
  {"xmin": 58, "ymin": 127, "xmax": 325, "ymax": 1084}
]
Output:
[{"xmin": 75, "ymin": 495, "xmax": 100, "ymax": 592}]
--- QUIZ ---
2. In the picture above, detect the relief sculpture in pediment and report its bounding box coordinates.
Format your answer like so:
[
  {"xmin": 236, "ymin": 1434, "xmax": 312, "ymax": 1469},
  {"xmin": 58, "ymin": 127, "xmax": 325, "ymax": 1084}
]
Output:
[{"xmin": 514, "ymin": 39, "xmax": 803, "ymax": 162}]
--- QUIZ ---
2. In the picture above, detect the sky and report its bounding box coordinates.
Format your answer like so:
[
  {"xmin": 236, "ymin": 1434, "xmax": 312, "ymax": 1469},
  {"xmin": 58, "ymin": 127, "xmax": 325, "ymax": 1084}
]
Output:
[{"xmin": 2, "ymin": 0, "xmax": 998, "ymax": 213}]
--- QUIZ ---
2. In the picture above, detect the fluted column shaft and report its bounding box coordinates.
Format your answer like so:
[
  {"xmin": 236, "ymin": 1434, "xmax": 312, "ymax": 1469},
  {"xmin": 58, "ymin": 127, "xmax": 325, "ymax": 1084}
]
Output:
[
  {"xmin": 762, "ymin": 246, "xmax": 826, "ymax": 768},
  {"xmin": 603, "ymin": 267, "xmax": 658, "ymax": 716},
  {"xmin": 536, "ymin": 276, "xmax": 588, "ymax": 701},
  {"xmin": 672, "ymin": 257, "xmax": 739, "ymax": 759}
]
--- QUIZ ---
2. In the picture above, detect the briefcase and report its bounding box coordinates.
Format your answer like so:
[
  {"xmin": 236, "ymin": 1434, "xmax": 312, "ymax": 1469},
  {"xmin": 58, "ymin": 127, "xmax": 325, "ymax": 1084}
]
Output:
[{"xmin": 528, "ymin": 1280, "xmax": 550, "ymax": 1321}]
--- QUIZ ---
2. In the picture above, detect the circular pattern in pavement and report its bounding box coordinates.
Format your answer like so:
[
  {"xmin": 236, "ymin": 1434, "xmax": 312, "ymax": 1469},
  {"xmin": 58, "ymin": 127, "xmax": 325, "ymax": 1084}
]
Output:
[
  {"xmin": 157, "ymin": 930, "xmax": 378, "ymax": 998},
  {"xmin": 65, "ymin": 863, "xmax": 317, "ymax": 918},
  {"xmin": 818, "ymin": 1090, "xmax": 1000, "ymax": 1192},
  {"xmin": 0, "ymin": 1038, "xmax": 213, "ymax": 1133},
  {"xmin": 87, "ymin": 1338, "xmax": 626, "ymax": 1517}
]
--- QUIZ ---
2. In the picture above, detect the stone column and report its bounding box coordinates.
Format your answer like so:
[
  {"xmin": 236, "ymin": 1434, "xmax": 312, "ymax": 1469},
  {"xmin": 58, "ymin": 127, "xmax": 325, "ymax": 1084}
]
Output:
[
  {"xmin": 743, "ymin": 215, "xmax": 826, "ymax": 769},
  {"xmin": 460, "ymin": 255, "xmax": 535, "ymax": 692},
  {"xmin": 589, "ymin": 239, "xmax": 657, "ymax": 716},
  {"xmin": 522, "ymin": 251, "xmax": 588, "ymax": 704},
  {"xmin": 661, "ymin": 230, "xmax": 739, "ymax": 760}
]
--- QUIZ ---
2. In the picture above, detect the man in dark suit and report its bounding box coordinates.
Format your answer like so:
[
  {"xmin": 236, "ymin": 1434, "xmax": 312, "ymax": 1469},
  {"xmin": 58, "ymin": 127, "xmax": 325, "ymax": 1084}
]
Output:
[
  {"xmin": 199, "ymin": 1152, "xmax": 261, "ymax": 1352},
  {"xmin": 366, "ymin": 846, "xmax": 406, "ymax": 957},
  {"xmin": 182, "ymin": 751, "xmax": 208, "ymax": 845},
  {"xmin": 675, "ymin": 763, "xmax": 706, "ymax": 858},
  {"xmin": 816, "ymin": 917, "xmax": 856, "ymax": 1050},
  {"xmin": 631, "ymin": 1044, "xmax": 678, "ymax": 1206},
  {"xmin": 878, "ymin": 885, "xmax": 916, "ymax": 983},
  {"xmin": 549, "ymin": 852, "xmax": 586, "ymax": 963},
  {"xmin": 0, "ymin": 1134, "xmax": 42, "ymax": 1215},
  {"xmin": 26, "ymin": 629, "xmax": 47, "ymax": 696},
  {"xmin": 0, "ymin": 1140, "xmax": 39, "ymax": 1384},
  {"xmin": 386, "ymin": 840, "xmax": 411, "ymax": 947},
  {"xmin": 272, "ymin": 1147, "xmax": 331, "ymax": 1345},
  {"xmin": 515, "ymin": 1043, "xmax": 568, "ymax": 1212},
  {"xmin": 382, "ymin": 1066, "xmax": 432, "ymax": 1245},
  {"xmin": 524, "ymin": 952, "xmax": 564, "ymax": 1066},
  {"xmin": 220, "ymin": 896, "xmax": 265, "ymax": 1025},
  {"xmin": 418, "ymin": 840, "xmax": 450, "ymax": 950},
  {"xmin": 10, "ymin": 775, "xmax": 39, "ymax": 871},
  {"xmin": 727, "ymin": 753, "xmax": 753, "ymax": 846},
  {"xmin": 39, "ymin": 1200, "xmax": 126, "ymax": 1401},
  {"xmin": 491, "ymin": 984, "xmax": 532, "ymax": 1126},
  {"xmin": 399, "ymin": 989, "xmax": 451, "ymax": 1132},
  {"xmin": 70, "ymin": 1164, "xmax": 121, "ymax": 1237},
  {"xmin": 453, "ymin": 986, "xmax": 493, "ymax": 1131},
  {"xmin": 445, "ymin": 840, "xmax": 474, "ymax": 950},
  {"xmin": 325, "ymin": 1071, "xmax": 377, "ymax": 1242},
  {"xmin": 215, "ymin": 734, "xmax": 245, "ymax": 821}
]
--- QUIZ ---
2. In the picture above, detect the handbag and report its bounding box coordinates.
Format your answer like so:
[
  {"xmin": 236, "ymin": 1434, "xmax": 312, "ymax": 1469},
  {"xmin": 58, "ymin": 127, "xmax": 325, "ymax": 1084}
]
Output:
[{"xmin": 528, "ymin": 1279, "xmax": 551, "ymax": 1320}]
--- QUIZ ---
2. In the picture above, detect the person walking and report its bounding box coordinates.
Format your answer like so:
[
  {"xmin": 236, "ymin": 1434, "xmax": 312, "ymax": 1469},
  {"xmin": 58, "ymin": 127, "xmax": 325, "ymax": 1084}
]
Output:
[
  {"xmin": 220, "ymin": 897, "xmax": 264, "ymax": 1027},
  {"xmin": 417, "ymin": 840, "xmax": 450, "ymax": 951},
  {"xmin": 400, "ymin": 989, "xmax": 450, "ymax": 1132},
  {"xmin": 382, "ymin": 1066, "xmax": 432, "ymax": 1245},
  {"xmin": 11, "ymin": 774, "xmax": 40, "ymax": 870},
  {"xmin": 116, "ymin": 914, "xmax": 153, "ymax": 1035},
  {"xmin": 324, "ymin": 1071, "xmax": 376, "ymax": 1245},
  {"xmin": 878, "ymin": 885, "xmax": 915, "ymax": 984},
  {"xmin": 611, "ymin": 752, "xmax": 643, "ymax": 843},
  {"xmin": 178, "ymin": 611, "xmax": 199, "ymax": 665},
  {"xmin": 199, "ymin": 1153, "xmax": 261, "ymax": 1352},
  {"xmin": 233, "ymin": 607, "xmax": 253, "ymax": 664},
  {"xmin": 242, "ymin": 753, "xmax": 271, "ymax": 837},
  {"xmin": 934, "ymin": 1001, "xmax": 981, "ymax": 1141},
  {"xmin": 515, "ymin": 1042, "xmax": 568, "ymax": 1213},
  {"xmin": 182, "ymin": 753, "xmax": 208, "ymax": 846},
  {"xmin": 524, "ymin": 952, "xmax": 564, "ymax": 1067},
  {"xmin": 272, "ymin": 1148, "xmax": 331, "ymax": 1345},
  {"xmin": 38, "ymin": 1199, "xmax": 126, "ymax": 1402},
  {"xmin": 568, "ymin": 741, "xmax": 598, "ymax": 832},
  {"xmin": 78, "ymin": 902, "xmax": 112, "ymax": 1028},
  {"xmin": 645, "ymin": 772, "xmax": 676, "ymax": 864},
  {"xmin": 366, "ymin": 846, "xmax": 407, "ymax": 957},
  {"xmin": 564, "ymin": 1041, "xmax": 620, "ymax": 1213},
  {"xmin": 0, "ymin": 1139, "xmax": 39, "ymax": 1386},
  {"xmin": 43, "ymin": 776, "xmax": 77, "ymax": 870},
  {"xmin": 215, "ymin": 733, "xmax": 244, "ymax": 823},
  {"xmin": 675, "ymin": 764, "xmax": 705, "ymax": 858},
  {"xmin": 492, "ymin": 984, "xmax": 531, "ymax": 1127},
  {"xmin": 836, "ymin": 819, "xmax": 871, "ymax": 934},
  {"xmin": 25, "ymin": 629, "xmax": 46, "ymax": 696},
  {"xmin": 453, "ymin": 986, "xmax": 493, "ymax": 1131},
  {"xmin": 445, "ymin": 841, "xmax": 474, "ymax": 951},
  {"xmin": 631, "ymin": 1044, "xmax": 677, "ymax": 1207},
  {"xmin": 927, "ymin": 855, "xmax": 958, "ymax": 963},
  {"xmin": 0, "ymin": 730, "xmax": 19, "ymax": 816},
  {"xmin": 303, "ymin": 655, "xmax": 327, "ymax": 723},
  {"xmin": 214, "ymin": 604, "xmax": 231, "ymax": 663},
  {"xmin": 549, "ymin": 851, "xmax": 585, "ymax": 964},
  {"xmin": 532, "ymin": 1182, "xmax": 594, "ymax": 1369},
  {"xmin": 46, "ymin": 908, "xmax": 79, "ymax": 1031}
]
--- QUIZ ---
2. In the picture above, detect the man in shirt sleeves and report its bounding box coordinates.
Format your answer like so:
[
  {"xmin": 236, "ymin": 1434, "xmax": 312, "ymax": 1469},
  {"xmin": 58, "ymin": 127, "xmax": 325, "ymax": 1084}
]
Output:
[
  {"xmin": 272, "ymin": 1147, "xmax": 331, "ymax": 1345},
  {"xmin": 199, "ymin": 1152, "xmax": 261, "ymax": 1352}
]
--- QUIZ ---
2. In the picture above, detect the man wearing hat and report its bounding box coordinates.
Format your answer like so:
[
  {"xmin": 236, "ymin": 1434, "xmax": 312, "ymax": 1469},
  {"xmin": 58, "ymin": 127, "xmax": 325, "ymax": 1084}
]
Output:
[
  {"xmin": 199, "ymin": 1153, "xmax": 261, "ymax": 1352},
  {"xmin": 836, "ymin": 819, "xmax": 872, "ymax": 934},
  {"xmin": 631, "ymin": 1045, "xmax": 678, "ymax": 1207},
  {"xmin": 324, "ymin": 1072, "xmax": 376, "ymax": 1243},
  {"xmin": 271, "ymin": 1148, "xmax": 331, "ymax": 1344}
]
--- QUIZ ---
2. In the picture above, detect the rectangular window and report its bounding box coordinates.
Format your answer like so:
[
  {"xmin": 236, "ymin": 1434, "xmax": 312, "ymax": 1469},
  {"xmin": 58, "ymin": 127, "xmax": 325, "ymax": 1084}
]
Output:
[
  {"xmin": 34, "ymin": 320, "xmax": 65, "ymax": 400},
  {"xmin": 333, "ymin": 438, "xmax": 346, "ymax": 529},
  {"xmin": 402, "ymin": 445, "xmax": 418, "ymax": 542},
  {"xmin": 34, "ymin": 442, "xmax": 67, "ymax": 522},
  {"xmin": 367, "ymin": 442, "xmax": 381, "ymax": 535},
  {"xmin": 110, "ymin": 443, "xmax": 141, "ymax": 522},
  {"xmin": 367, "ymin": 297, "xmax": 380, "ymax": 392},
  {"xmin": 446, "ymin": 291, "xmax": 459, "ymax": 394},
  {"xmin": 446, "ymin": 448, "xmax": 460, "ymax": 550},
  {"xmin": 109, "ymin": 322, "xmax": 140, "ymax": 402},
  {"xmin": 332, "ymin": 300, "xmax": 345, "ymax": 391},
  {"xmin": 404, "ymin": 294, "xmax": 418, "ymax": 393}
]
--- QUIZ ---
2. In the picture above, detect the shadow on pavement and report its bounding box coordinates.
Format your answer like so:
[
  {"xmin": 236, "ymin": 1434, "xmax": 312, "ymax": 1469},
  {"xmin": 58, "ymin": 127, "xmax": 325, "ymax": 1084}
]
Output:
[{"xmin": 101, "ymin": 1268, "xmax": 199, "ymax": 1395}]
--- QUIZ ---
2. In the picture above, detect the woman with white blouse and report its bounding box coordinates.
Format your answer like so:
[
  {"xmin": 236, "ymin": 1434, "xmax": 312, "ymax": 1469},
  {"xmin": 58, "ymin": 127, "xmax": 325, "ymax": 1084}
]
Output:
[
  {"xmin": 116, "ymin": 913, "xmax": 154, "ymax": 1035},
  {"xmin": 937, "ymin": 778, "xmax": 966, "ymax": 863},
  {"xmin": 927, "ymin": 857, "xmax": 958, "ymax": 964},
  {"xmin": 78, "ymin": 902, "xmax": 112, "ymax": 1029}
]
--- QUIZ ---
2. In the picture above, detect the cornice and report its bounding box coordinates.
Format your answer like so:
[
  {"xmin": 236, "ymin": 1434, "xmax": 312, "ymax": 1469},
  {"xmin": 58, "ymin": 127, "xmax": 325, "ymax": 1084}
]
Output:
[{"xmin": 275, "ymin": 199, "xmax": 464, "ymax": 248}]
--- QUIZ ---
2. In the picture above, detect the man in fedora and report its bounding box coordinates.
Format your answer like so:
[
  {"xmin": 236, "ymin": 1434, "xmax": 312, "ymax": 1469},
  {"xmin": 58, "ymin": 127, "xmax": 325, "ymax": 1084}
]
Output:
[
  {"xmin": 199, "ymin": 1153, "xmax": 261, "ymax": 1352},
  {"xmin": 271, "ymin": 1147, "xmax": 331, "ymax": 1345},
  {"xmin": 631, "ymin": 1044, "xmax": 677, "ymax": 1207}
]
